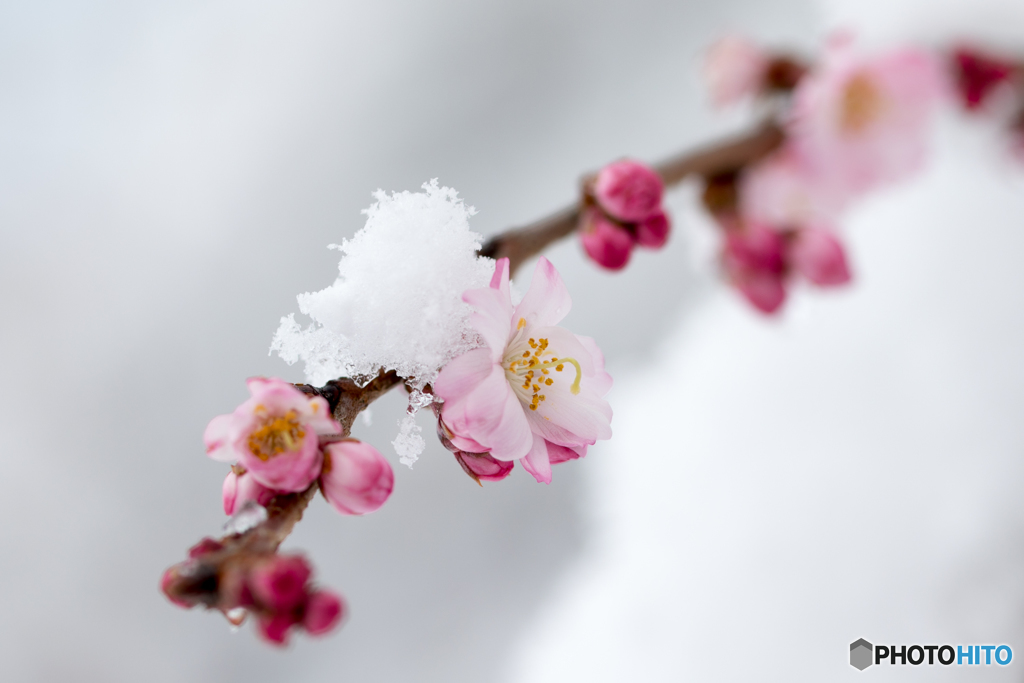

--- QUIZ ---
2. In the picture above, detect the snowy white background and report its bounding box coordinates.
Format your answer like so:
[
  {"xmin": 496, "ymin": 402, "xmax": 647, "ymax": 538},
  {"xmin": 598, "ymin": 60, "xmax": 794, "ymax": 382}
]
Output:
[{"xmin": 2, "ymin": 0, "xmax": 1024, "ymax": 681}]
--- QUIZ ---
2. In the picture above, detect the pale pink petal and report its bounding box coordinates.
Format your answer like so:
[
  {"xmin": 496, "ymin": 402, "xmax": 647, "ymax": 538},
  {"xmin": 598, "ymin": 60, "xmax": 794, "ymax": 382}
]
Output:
[
  {"xmin": 440, "ymin": 365, "xmax": 513, "ymax": 447},
  {"xmin": 453, "ymin": 450, "xmax": 515, "ymax": 483},
  {"xmin": 434, "ymin": 348, "xmax": 495, "ymax": 407},
  {"xmin": 705, "ymin": 35, "xmax": 769, "ymax": 106},
  {"xmin": 223, "ymin": 471, "xmax": 277, "ymax": 516},
  {"xmin": 204, "ymin": 414, "xmax": 238, "ymax": 462},
  {"xmin": 480, "ymin": 380, "xmax": 535, "ymax": 461},
  {"xmin": 513, "ymin": 257, "xmax": 573, "ymax": 328},
  {"xmin": 520, "ymin": 434, "xmax": 552, "ymax": 484},
  {"xmin": 464, "ymin": 287, "xmax": 514, "ymax": 360},
  {"xmin": 575, "ymin": 335, "xmax": 613, "ymax": 397}
]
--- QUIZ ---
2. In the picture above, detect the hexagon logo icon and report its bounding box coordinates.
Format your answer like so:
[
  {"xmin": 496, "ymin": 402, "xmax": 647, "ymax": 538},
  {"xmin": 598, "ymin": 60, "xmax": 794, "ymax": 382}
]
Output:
[{"xmin": 850, "ymin": 639, "xmax": 873, "ymax": 670}]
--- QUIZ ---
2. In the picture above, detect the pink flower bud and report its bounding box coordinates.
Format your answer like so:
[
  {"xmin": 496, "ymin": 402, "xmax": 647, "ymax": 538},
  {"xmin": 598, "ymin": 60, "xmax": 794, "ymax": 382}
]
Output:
[
  {"xmin": 453, "ymin": 450, "xmax": 515, "ymax": 483},
  {"xmin": 634, "ymin": 210, "xmax": 671, "ymax": 249},
  {"xmin": 187, "ymin": 537, "xmax": 224, "ymax": 559},
  {"xmin": 222, "ymin": 469, "xmax": 277, "ymax": 516},
  {"xmin": 249, "ymin": 555, "xmax": 312, "ymax": 612},
  {"xmin": 953, "ymin": 46, "xmax": 1016, "ymax": 111},
  {"xmin": 788, "ymin": 227, "xmax": 851, "ymax": 286},
  {"xmin": 303, "ymin": 589, "xmax": 345, "ymax": 636},
  {"xmin": 593, "ymin": 160, "xmax": 664, "ymax": 222},
  {"xmin": 319, "ymin": 441, "xmax": 394, "ymax": 516},
  {"xmin": 257, "ymin": 613, "xmax": 298, "ymax": 646},
  {"xmin": 722, "ymin": 222, "xmax": 788, "ymax": 314},
  {"xmin": 580, "ymin": 209, "xmax": 633, "ymax": 271},
  {"xmin": 736, "ymin": 271, "xmax": 787, "ymax": 314}
]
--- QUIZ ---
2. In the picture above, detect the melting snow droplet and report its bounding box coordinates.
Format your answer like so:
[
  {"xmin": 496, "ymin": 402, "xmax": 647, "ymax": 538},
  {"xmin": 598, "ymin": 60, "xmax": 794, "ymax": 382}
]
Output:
[{"xmin": 393, "ymin": 413, "xmax": 424, "ymax": 468}]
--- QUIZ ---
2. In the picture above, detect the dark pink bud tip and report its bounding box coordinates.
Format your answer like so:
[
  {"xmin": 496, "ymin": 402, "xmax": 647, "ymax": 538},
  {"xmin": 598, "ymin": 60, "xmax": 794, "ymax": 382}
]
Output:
[
  {"xmin": 635, "ymin": 211, "xmax": 671, "ymax": 249},
  {"xmin": 953, "ymin": 46, "xmax": 1016, "ymax": 111},
  {"xmin": 580, "ymin": 209, "xmax": 633, "ymax": 271},
  {"xmin": 303, "ymin": 589, "xmax": 346, "ymax": 636},
  {"xmin": 594, "ymin": 160, "xmax": 664, "ymax": 222},
  {"xmin": 250, "ymin": 555, "xmax": 312, "ymax": 612},
  {"xmin": 258, "ymin": 614, "xmax": 297, "ymax": 646}
]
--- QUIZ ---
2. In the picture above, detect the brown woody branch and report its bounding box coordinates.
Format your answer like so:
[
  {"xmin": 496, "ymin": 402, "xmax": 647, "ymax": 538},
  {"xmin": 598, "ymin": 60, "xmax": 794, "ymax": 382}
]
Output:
[{"xmin": 163, "ymin": 119, "xmax": 785, "ymax": 619}]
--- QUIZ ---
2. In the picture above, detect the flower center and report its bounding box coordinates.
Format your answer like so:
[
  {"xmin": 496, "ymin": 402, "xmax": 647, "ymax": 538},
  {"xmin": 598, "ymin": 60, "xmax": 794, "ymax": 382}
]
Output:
[
  {"xmin": 248, "ymin": 408, "xmax": 306, "ymax": 461},
  {"xmin": 839, "ymin": 72, "xmax": 883, "ymax": 134},
  {"xmin": 504, "ymin": 335, "xmax": 582, "ymax": 411}
]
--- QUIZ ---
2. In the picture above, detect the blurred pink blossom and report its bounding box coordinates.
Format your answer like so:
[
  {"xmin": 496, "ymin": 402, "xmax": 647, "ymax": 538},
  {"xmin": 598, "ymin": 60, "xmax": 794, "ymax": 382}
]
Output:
[
  {"xmin": 722, "ymin": 222, "xmax": 788, "ymax": 314},
  {"xmin": 740, "ymin": 146, "xmax": 846, "ymax": 228},
  {"xmin": 790, "ymin": 44, "xmax": 946, "ymax": 195},
  {"xmin": 704, "ymin": 35, "xmax": 769, "ymax": 106},
  {"xmin": 952, "ymin": 46, "xmax": 1017, "ymax": 111},
  {"xmin": 319, "ymin": 440, "xmax": 394, "ymax": 515},
  {"xmin": 303, "ymin": 589, "xmax": 345, "ymax": 636},
  {"xmin": 204, "ymin": 378, "xmax": 340, "ymax": 492},
  {"xmin": 250, "ymin": 556, "xmax": 312, "ymax": 613},
  {"xmin": 635, "ymin": 211, "xmax": 671, "ymax": 248},
  {"xmin": 434, "ymin": 257, "xmax": 612, "ymax": 484}
]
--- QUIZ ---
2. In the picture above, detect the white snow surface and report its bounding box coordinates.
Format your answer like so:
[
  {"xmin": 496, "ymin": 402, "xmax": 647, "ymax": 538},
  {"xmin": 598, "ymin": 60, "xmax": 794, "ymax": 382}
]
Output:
[{"xmin": 271, "ymin": 179, "xmax": 494, "ymax": 389}]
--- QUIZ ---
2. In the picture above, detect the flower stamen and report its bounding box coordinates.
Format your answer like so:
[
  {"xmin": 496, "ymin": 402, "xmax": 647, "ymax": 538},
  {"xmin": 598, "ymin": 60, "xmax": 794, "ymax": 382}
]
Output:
[{"xmin": 248, "ymin": 410, "xmax": 306, "ymax": 461}]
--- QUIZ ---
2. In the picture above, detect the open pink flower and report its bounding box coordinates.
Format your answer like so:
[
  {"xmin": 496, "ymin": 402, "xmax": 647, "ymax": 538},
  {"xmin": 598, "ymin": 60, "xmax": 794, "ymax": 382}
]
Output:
[
  {"xmin": 205, "ymin": 377, "xmax": 340, "ymax": 492},
  {"xmin": 790, "ymin": 44, "xmax": 945, "ymax": 196},
  {"xmin": 434, "ymin": 257, "xmax": 612, "ymax": 484},
  {"xmin": 319, "ymin": 440, "xmax": 394, "ymax": 515},
  {"xmin": 704, "ymin": 35, "xmax": 769, "ymax": 106}
]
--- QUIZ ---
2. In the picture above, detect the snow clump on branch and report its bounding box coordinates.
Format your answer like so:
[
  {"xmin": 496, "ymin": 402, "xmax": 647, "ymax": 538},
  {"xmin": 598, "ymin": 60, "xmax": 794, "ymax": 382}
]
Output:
[{"xmin": 271, "ymin": 180, "xmax": 495, "ymax": 389}]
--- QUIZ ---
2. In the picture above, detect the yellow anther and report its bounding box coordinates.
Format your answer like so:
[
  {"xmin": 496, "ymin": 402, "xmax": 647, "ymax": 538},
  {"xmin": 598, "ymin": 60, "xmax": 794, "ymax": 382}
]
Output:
[
  {"xmin": 517, "ymin": 318, "xmax": 526, "ymax": 330},
  {"xmin": 545, "ymin": 378, "xmax": 553, "ymax": 385},
  {"xmin": 247, "ymin": 410, "xmax": 305, "ymax": 461},
  {"xmin": 556, "ymin": 364, "xmax": 564, "ymax": 372},
  {"xmin": 522, "ymin": 351, "xmax": 530, "ymax": 358},
  {"xmin": 539, "ymin": 395, "xmax": 546, "ymax": 401}
]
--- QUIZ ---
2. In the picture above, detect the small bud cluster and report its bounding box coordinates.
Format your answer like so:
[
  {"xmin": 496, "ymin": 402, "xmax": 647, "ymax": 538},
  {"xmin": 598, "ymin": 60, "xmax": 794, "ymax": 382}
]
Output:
[
  {"xmin": 580, "ymin": 160, "xmax": 671, "ymax": 271},
  {"xmin": 162, "ymin": 544, "xmax": 344, "ymax": 646}
]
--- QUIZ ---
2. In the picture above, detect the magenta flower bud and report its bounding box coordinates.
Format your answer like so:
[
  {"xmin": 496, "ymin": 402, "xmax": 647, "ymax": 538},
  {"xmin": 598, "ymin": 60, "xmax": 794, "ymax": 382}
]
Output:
[
  {"xmin": 222, "ymin": 469, "xmax": 277, "ymax": 516},
  {"xmin": 454, "ymin": 450, "xmax": 515, "ymax": 483},
  {"xmin": 303, "ymin": 589, "xmax": 345, "ymax": 636},
  {"xmin": 634, "ymin": 210, "xmax": 671, "ymax": 249},
  {"xmin": 257, "ymin": 613, "xmax": 298, "ymax": 646},
  {"xmin": 187, "ymin": 537, "xmax": 224, "ymax": 559},
  {"xmin": 722, "ymin": 222, "xmax": 788, "ymax": 314},
  {"xmin": 249, "ymin": 555, "xmax": 312, "ymax": 612},
  {"xmin": 953, "ymin": 46, "xmax": 1016, "ymax": 111},
  {"xmin": 580, "ymin": 209, "xmax": 633, "ymax": 271},
  {"xmin": 788, "ymin": 227, "xmax": 851, "ymax": 286},
  {"xmin": 593, "ymin": 160, "xmax": 664, "ymax": 222},
  {"xmin": 319, "ymin": 441, "xmax": 394, "ymax": 516}
]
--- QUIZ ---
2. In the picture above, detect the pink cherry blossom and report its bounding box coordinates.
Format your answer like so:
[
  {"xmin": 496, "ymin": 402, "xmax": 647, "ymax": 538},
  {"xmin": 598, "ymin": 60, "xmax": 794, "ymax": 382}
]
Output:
[
  {"xmin": 593, "ymin": 160, "xmax": 664, "ymax": 223},
  {"xmin": 704, "ymin": 35, "xmax": 769, "ymax": 106},
  {"xmin": 222, "ymin": 468, "xmax": 277, "ymax": 515},
  {"xmin": 789, "ymin": 227, "xmax": 851, "ymax": 286},
  {"xmin": 790, "ymin": 44, "xmax": 946, "ymax": 195},
  {"xmin": 257, "ymin": 613, "xmax": 297, "ymax": 645},
  {"xmin": 434, "ymin": 257, "xmax": 612, "ymax": 484},
  {"xmin": 580, "ymin": 208, "xmax": 633, "ymax": 271},
  {"xmin": 205, "ymin": 377, "xmax": 340, "ymax": 492},
  {"xmin": 319, "ymin": 440, "xmax": 394, "ymax": 515},
  {"xmin": 303, "ymin": 589, "xmax": 345, "ymax": 636},
  {"xmin": 740, "ymin": 146, "xmax": 847, "ymax": 228}
]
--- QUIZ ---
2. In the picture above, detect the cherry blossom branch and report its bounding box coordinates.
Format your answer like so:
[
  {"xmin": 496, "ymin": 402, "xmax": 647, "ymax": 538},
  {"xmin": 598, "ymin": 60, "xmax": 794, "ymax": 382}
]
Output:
[{"xmin": 481, "ymin": 119, "xmax": 784, "ymax": 275}]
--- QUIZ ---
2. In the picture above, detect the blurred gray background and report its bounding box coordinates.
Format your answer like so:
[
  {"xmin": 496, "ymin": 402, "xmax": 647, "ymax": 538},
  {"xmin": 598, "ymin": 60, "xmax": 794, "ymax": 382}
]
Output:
[{"xmin": 3, "ymin": 0, "xmax": 1024, "ymax": 681}]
